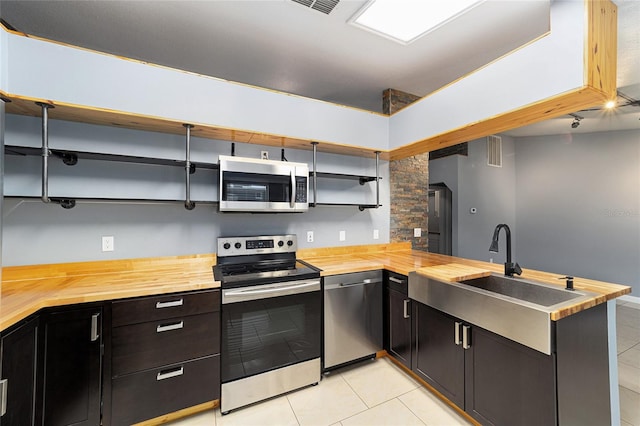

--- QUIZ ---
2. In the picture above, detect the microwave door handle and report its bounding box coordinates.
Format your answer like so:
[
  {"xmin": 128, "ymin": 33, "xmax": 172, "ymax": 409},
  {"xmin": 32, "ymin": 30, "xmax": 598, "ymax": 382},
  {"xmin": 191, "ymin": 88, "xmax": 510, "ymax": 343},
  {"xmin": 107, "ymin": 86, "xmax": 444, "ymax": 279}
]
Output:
[{"xmin": 290, "ymin": 168, "xmax": 296, "ymax": 208}]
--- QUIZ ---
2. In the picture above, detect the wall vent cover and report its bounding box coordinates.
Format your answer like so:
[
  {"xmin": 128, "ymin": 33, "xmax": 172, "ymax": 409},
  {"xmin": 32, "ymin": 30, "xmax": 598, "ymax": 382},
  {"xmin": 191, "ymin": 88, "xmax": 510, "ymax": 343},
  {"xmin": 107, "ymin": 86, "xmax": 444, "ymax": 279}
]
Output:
[
  {"xmin": 292, "ymin": 0, "xmax": 340, "ymax": 14},
  {"xmin": 487, "ymin": 135, "xmax": 502, "ymax": 167}
]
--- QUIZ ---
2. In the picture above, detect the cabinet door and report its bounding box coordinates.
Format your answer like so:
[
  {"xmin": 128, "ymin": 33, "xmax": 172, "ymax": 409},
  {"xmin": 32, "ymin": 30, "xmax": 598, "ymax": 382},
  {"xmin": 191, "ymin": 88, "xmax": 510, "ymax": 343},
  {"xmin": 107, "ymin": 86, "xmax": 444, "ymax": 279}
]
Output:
[
  {"xmin": 387, "ymin": 288, "xmax": 412, "ymax": 368},
  {"xmin": 412, "ymin": 303, "xmax": 464, "ymax": 408},
  {"xmin": 0, "ymin": 317, "xmax": 39, "ymax": 426},
  {"xmin": 465, "ymin": 326, "xmax": 556, "ymax": 426},
  {"xmin": 38, "ymin": 307, "xmax": 102, "ymax": 426}
]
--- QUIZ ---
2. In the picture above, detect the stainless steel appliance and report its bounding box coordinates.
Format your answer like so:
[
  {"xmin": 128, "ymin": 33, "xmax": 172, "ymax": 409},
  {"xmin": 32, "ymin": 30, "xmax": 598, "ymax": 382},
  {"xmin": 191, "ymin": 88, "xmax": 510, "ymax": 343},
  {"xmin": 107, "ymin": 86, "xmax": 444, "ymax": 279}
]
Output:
[
  {"xmin": 323, "ymin": 270, "xmax": 383, "ymax": 370},
  {"xmin": 218, "ymin": 155, "xmax": 309, "ymax": 212},
  {"xmin": 213, "ymin": 234, "xmax": 321, "ymax": 413},
  {"xmin": 428, "ymin": 183, "xmax": 452, "ymax": 255}
]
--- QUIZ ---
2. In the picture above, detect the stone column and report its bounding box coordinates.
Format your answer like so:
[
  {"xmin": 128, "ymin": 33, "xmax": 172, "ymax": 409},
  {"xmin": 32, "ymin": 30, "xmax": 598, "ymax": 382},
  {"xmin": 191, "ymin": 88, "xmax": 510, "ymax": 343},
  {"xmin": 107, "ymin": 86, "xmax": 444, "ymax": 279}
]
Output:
[{"xmin": 383, "ymin": 89, "xmax": 429, "ymax": 251}]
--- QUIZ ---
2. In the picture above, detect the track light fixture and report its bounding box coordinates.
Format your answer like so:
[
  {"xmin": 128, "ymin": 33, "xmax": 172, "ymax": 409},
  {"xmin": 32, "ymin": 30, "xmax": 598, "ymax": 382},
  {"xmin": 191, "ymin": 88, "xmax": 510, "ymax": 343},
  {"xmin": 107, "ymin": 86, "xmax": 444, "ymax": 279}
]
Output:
[{"xmin": 569, "ymin": 113, "xmax": 583, "ymax": 129}]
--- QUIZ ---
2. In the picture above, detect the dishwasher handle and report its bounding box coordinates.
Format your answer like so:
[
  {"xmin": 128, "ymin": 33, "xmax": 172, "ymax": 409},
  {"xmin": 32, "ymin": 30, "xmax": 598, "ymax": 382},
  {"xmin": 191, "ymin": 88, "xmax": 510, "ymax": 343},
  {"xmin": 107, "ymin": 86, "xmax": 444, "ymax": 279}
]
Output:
[{"xmin": 325, "ymin": 278, "xmax": 382, "ymax": 290}]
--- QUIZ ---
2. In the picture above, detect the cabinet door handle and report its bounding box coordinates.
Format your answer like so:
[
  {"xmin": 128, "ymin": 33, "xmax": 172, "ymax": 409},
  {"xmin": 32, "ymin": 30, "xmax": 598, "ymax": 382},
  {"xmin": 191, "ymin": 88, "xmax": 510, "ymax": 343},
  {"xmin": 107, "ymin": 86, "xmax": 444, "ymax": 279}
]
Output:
[
  {"xmin": 90, "ymin": 313, "xmax": 100, "ymax": 342},
  {"xmin": 156, "ymin": 299, "xmax": 183, "ymax": 309},
  {"xmin": 389, "ymin": 276, "xmax": 405, "ymax": 284},
  {"xmin": 156, "ymin": 366, "xmax": 184, "ymax": 381},
  {"xmin": 454, "ymin": 321, "xmax": 462, "ymax": 345},
  {"xmin": 462, "ymin": 325, "xmax": 471, "ymax": 349},
  {"xmin": 403, "ymin": 299, "xmax": 410, "ymax": 319},
  {"xmin": 0, "ymin": 379, "xmax": 7, "ymax": 416},
  {"xmin": 156, "ymin": 321, "xmax": 184, "ymax": 333}
]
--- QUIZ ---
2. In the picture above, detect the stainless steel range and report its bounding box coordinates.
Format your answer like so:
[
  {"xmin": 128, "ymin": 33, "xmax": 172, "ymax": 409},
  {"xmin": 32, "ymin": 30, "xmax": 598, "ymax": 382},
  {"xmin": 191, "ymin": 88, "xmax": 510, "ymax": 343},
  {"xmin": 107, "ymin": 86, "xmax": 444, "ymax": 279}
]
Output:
[{"xmin": 213, "ymin": 234, "xmax": 321, "ymax": 414}]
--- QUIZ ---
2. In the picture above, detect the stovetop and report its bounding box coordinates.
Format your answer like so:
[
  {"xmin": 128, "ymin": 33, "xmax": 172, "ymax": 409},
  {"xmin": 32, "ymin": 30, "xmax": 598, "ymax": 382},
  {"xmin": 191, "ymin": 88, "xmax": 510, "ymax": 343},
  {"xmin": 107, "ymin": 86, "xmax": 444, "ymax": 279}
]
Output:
[{"xmin": 214, "ymin": 234, "xmax": 321, "ymax": 288}]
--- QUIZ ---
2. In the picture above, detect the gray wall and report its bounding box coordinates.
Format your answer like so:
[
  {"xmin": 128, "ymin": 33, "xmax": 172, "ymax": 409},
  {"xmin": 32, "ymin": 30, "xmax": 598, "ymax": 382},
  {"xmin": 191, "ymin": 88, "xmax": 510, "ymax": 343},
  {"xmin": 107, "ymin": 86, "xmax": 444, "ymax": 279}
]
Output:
[
  {"xmin": 515, "ymin": 130, "xmax": 640, "ymax": 293},
  {"xmin": 2, "ymin": 115, "xmax": 390, "ymax": 266},
  {"xmin": 429, "ymin": 136, "xmax": 517, "ymax": 265},
  {"xmin": 428, "ymin": 154, "xmax": 460, "ymax": 255},
  {"xmin": 430, "ymin": 129, "xmax": 640, "ymax": 297}
]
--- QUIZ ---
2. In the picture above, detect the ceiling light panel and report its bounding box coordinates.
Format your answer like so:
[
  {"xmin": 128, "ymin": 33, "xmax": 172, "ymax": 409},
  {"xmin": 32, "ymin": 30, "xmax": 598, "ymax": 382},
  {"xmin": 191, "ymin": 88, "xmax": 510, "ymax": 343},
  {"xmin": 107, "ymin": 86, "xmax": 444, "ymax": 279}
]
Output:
[{"xmin": 350, "ymin": 0, "xmax": 485, "ymax": 44}]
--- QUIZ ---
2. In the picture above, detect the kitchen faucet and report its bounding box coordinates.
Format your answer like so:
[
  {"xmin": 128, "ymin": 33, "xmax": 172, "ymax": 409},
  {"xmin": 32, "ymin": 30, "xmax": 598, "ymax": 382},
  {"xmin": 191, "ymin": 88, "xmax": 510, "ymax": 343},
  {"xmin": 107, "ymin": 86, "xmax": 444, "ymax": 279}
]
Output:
[{"xmin": 489, "ymin": 224, "xmax": 522, "ymax": 277}]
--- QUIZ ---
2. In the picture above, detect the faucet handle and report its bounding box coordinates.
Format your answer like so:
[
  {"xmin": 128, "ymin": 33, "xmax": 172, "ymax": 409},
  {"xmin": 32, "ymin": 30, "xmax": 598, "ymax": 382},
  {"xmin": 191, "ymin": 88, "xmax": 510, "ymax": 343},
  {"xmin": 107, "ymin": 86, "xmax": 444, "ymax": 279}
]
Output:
[
  {"xmin": 513, "ymin": 262, "xmax": 522, "ymax": 276},
  {"xmin": 558, "ymin": 276, "xmax": 574, "ymax": 290}
]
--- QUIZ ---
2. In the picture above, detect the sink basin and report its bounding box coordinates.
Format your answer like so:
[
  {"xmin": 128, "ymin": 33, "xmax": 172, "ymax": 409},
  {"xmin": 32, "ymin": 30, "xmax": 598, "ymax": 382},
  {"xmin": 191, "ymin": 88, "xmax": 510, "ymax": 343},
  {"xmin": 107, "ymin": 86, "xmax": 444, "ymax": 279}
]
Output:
[
  {"xmin": 460, "ymin": 274, "xmax": 583, "ymax": 307},
  {"xmin": 408, "ymin": 272, "xmax": 596, "ymax": 354}
]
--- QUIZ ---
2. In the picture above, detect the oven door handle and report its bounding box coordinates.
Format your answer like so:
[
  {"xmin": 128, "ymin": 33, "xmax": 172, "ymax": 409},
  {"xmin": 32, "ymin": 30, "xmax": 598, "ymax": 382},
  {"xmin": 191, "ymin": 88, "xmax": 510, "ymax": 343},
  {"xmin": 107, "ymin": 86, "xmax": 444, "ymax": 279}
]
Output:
[{"xmin": 223, "ymin": 279, "xmax": 321, "ymax": 303}]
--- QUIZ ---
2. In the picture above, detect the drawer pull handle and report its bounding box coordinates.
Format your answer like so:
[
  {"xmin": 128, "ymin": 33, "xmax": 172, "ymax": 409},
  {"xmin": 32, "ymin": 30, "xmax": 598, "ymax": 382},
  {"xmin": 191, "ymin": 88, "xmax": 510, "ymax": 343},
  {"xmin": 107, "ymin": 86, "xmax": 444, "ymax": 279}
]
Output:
[
  {"xmin": 389, "ymin": 276, "xmax": 405, "ymax": 284},
  {"xmin": 156, "ymin": 321, "xmax": 184, "ymax": 333},
  {"xmin": 156, "ymin": 366, "xmax": 184, "ymax": 381},
  {"xmin": 156, "ymin": 299, "xmax": 183, "ymax": 309}
]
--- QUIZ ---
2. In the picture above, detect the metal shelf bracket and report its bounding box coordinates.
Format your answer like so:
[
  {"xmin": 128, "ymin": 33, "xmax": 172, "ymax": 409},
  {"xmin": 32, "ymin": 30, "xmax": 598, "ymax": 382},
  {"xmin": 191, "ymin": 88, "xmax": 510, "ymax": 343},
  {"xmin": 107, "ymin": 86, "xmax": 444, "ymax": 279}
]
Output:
[
  {"xmin": 183, "ymin": 123, "xmax": 196, "ymax": 210},
  {"xmin": 36, "ymin": 102, "xmax": 77, "ymax": 209}
]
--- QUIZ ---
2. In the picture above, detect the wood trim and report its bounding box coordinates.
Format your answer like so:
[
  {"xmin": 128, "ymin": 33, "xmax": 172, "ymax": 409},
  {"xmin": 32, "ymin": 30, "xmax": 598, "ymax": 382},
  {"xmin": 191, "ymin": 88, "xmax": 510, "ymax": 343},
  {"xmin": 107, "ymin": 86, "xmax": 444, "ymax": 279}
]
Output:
[
  {"xmin": 132, "ymin": 400, "xmax": 218, "ymax": 426},
  {"xmin": 389, "ymin": 86, "xmax": 608, "ymax": 160},
  {"xmin": 585, "ymin": 0, "xmax": 617, "ymax": 98},
  {"xmin": 384, "ymin": 354, "xmax": 481, "ymax": 426}
]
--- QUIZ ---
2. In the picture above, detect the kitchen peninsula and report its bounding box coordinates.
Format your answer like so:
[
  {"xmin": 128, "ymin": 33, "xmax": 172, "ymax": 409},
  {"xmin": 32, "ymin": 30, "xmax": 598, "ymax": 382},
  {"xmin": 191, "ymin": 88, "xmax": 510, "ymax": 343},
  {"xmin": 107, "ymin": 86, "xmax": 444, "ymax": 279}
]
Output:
[{"xmin": 0, "ymin": 243, "xmax": 630, "ymax": 425}]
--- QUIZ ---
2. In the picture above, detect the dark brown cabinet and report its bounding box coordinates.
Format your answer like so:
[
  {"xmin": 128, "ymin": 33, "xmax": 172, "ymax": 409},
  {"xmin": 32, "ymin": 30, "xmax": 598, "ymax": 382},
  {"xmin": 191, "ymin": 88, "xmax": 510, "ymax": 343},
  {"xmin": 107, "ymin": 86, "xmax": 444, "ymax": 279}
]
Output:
[
  {"xmin": 412, "ymin": 301, "xmax": 465, "ymax": 407},
  {"xmin": 0, "ymin": 316, "xmax": 39, "ymax": 426},
  {"xmin": 108, "ymin": 289, "xmax": 221, "ymax": 426},
  {"xmin": 37, "ymin": 305, "xmax": 103, "ymax": 426},
  {"xmin": 384, "ymin": 272, "xmax": 412, "ymax": 369},
  {"xmin": 412, "ymin": 302, "xmax": 556, "ymax": 426}
]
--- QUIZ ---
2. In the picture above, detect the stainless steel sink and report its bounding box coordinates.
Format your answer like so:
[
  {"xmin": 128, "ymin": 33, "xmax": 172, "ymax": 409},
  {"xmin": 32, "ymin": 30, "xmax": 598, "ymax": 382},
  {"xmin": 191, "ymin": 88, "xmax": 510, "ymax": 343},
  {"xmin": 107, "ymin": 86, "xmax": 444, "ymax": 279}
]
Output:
[
  {"xmin": 408, "ymin": 272, "xmax": 596, "ymax": 355},
  {"xmin": 460, "ymin": 274, "xmax": 584, "ymax": 307}
]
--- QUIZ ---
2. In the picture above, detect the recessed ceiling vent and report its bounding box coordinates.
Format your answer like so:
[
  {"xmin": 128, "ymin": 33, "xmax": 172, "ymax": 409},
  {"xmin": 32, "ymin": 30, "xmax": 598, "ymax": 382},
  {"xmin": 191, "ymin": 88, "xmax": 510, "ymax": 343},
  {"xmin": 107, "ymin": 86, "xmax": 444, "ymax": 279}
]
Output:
[
  {"xmin": 292, "ymin": 0, "xmax": 340, "ymax": 15},
  {"xmin": 487, "ymin": 135, "xmax": 502, "ymax": 167}
]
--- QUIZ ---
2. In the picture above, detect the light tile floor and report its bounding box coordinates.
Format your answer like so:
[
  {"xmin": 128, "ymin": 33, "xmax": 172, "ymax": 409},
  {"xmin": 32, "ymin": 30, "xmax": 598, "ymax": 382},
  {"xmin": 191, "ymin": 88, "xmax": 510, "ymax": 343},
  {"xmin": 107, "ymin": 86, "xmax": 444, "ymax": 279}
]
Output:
[
  {"xmin": 169, "ymin": 300, "xmax": 640, "ymax": 426},
  {"xmin": 167, "ymin": 357, "xmax": 471, "ymax": 426}
]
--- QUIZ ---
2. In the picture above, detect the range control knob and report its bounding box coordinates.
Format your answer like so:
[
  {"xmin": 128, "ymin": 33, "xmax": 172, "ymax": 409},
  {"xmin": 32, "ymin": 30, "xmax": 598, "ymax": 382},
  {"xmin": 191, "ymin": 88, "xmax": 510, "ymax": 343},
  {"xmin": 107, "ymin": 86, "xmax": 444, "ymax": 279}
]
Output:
[
  {"xmin": 278, "ymin": 240, "xmax": 284, "ymax": 247},
  {"xmin": 234, "ymin": 242, "xmax": 242, "ymax": 249},
  {"xmin": 223, "ymin": 242, "xmax": 231, "ymax": 250},
  {"xmin": 287, "ymin": 240, "xmax": 294, "ymax": 246}
]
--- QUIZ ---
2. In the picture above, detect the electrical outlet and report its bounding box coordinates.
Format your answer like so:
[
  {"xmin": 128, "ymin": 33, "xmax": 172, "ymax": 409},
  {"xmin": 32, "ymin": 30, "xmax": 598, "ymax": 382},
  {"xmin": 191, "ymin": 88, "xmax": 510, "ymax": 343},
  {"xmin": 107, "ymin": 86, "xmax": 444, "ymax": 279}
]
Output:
[
  {"xmin": 102, "ymin": 236, "xmax": 114, "ymax": 252},
  {"xmin": 373, "ymin": 229, "xmax": 379, "ymax": 240},
  {"xmin": 413, "ymin": 228, "xmax": 422, "ymax": 238},
  {"xmin": 339, "ymin": 230, "xmax": 346, "ymax": 241},
  {"xmin": 307, "ymin": 231, "xmax": 314, "ymax": 243},
  {"xmin": 261, "ymin": 151, "xmax": 269, "ymax": 160}
]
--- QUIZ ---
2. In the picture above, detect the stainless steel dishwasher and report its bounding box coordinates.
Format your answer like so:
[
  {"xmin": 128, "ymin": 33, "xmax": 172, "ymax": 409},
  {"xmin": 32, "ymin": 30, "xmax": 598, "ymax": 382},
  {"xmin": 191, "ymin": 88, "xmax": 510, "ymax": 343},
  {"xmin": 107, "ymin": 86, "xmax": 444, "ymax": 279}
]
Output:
[{"xmin": 323, "ymin": 270, "xmax": 383, "ymax": 370}]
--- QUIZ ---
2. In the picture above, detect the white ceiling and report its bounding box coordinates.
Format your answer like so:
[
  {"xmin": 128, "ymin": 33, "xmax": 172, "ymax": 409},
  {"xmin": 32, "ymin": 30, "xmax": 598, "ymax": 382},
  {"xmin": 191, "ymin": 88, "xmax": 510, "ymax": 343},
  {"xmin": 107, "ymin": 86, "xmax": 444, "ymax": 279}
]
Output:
[{"xmin": 0, "ymin": 0, "xmax": 638, "ymax": 137}]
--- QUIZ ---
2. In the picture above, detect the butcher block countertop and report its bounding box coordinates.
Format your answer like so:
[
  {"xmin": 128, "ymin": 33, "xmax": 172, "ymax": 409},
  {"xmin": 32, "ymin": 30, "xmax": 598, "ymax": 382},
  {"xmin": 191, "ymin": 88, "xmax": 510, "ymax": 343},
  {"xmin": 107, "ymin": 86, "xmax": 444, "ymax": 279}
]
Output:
[
  {"xmin": 1, "ymin": 243, "xmax": 631, "ymax": 330},
  {"xmin": 299, "ymin": 242, "xmax": 631, "ymax": 321},
  {"xmin": 1, "ymin": 254, "xmax": 219, "ymax": 331}
]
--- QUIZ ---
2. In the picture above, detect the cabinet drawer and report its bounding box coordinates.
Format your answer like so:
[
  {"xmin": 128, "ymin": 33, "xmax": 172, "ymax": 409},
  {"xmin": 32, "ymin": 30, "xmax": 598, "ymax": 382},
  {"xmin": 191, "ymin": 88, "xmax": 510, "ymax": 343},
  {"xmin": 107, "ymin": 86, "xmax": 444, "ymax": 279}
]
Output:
[
  {"xmin": 112, "ymin": 312, "xmax": 220, "ymax": 377},
  {"xmin": 111, "ymin": 355, "xmax": 220, "ymax": 426},
  {"xmin": 386, "ymin": 271, "xmax": 408, "ymax": 294},
  {"xmin": 112, "ymin": 289, "xmax": 220, "ymax": 327}
]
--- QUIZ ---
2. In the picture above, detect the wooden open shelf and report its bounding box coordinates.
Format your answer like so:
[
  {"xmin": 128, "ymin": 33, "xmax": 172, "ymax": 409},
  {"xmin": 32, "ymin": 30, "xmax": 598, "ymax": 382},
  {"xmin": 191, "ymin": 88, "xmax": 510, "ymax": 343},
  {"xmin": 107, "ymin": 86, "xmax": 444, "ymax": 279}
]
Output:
[{"xmin": 2, "ymin": 94, "xmax": 390, "ymax": 160}]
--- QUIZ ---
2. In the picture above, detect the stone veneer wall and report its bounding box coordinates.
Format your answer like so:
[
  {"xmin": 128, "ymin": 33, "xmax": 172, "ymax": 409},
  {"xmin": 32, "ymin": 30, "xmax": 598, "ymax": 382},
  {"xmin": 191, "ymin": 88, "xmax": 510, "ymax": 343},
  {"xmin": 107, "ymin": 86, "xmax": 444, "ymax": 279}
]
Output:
[{"xmin": 384, "ymin": 89, "xmax": 429, "ymax": 251}]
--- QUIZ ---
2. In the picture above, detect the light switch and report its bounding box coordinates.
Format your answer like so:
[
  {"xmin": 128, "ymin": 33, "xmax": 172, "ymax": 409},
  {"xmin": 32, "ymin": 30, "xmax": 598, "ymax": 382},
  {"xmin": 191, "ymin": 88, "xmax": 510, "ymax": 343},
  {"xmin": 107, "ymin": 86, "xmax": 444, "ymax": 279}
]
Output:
[{"xmin": 413, "ymin": 228, "xmax": 422, "ymax": 238}]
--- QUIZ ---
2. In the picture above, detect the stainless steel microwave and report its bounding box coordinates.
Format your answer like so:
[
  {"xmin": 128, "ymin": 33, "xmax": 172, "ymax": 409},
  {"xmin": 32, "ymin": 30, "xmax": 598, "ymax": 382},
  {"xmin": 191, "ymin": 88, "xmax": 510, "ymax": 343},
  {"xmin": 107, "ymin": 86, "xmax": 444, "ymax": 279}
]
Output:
[{"xmin": 219, "ymin": 155, "xmax": 309, "ymax": 213}]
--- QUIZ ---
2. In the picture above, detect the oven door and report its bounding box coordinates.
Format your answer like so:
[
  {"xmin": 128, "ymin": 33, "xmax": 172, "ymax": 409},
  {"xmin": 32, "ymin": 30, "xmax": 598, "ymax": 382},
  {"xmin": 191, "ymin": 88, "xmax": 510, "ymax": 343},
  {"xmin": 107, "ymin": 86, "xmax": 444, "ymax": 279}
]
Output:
[
  {"xmin": 219, "ymin": 155, "xmax": 308, "ymax": 212},
  {"xmin": 221, "ymin": 279, "xmax": 321, "ymax": 384}
]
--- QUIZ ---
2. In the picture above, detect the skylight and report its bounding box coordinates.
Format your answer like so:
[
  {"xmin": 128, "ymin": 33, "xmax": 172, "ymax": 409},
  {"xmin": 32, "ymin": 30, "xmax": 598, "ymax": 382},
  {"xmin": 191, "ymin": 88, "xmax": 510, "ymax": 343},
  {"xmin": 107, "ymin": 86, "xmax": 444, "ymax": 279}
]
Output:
[{"xmin": 349, "ymin": 0, "xmax": 485, "ymax": 45}]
